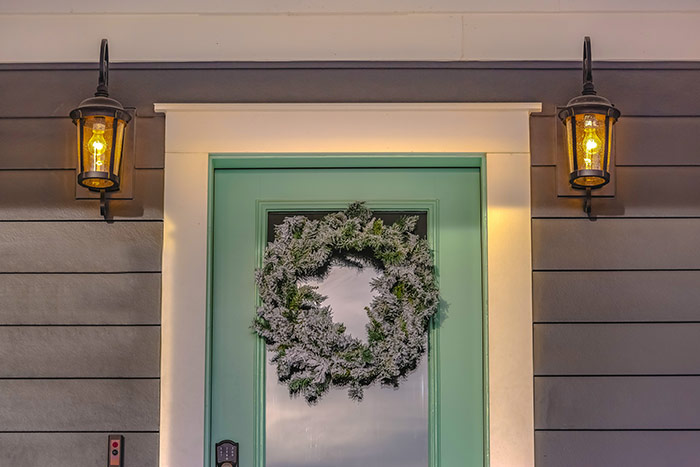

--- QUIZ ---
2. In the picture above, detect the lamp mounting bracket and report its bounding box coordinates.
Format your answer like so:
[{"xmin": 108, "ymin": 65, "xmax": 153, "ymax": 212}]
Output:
[
  {"xmin": 99, "ymin": 190, "xmax": 110, "ymax": 221},
  {"xmin": 583, "ymin": 187, "xmax": 593, "ymax": 218}
]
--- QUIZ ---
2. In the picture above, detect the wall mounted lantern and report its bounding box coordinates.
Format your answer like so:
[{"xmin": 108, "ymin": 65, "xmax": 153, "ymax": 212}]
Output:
[
  {"xmin": 70, "ymin": 39, "xmax": 131, "ymax": 220},
  {"xmin": 558, "ymin": 36, "xmax": 620, "ymax": 216}
]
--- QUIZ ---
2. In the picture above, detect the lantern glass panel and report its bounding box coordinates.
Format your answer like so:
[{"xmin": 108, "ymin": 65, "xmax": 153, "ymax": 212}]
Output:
[
  {"xmin": 606, "ymin": 115, "xmax": 613, "ymax": 168},
  {"xmin": 78, "ymin": 115, "xmax": 125, "ymax": 189},
  {"xmin": 112, "ymin": 118, "xmax": 125, "ymax": 180},
  {"xmin": 565, "ymin": 112, "xmax": 609, "ymax": 187}
]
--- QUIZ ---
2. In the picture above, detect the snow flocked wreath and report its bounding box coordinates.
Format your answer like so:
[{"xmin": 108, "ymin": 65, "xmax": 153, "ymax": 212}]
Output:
[{"xmin": 253, "ymin": 202, "xmax": 439, "ymax": 403}]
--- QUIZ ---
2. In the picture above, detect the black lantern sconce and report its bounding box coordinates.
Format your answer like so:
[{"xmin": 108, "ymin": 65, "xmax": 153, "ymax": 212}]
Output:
[
  {"xmin": 70, "ymin": 39, "xmax": 132, "ymax": 220},
  {"xmin": 558, "ymin": 37, "xmax": 620, "ymax": 217}
]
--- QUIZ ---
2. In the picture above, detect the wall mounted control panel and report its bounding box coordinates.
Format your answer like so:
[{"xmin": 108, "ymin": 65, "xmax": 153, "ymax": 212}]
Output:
[
  {"xmin": 216, "ymin": 440, "xmax": 239, "ymax": 467},
  {"xmin": 108, "ymin": 434, "xmax": 124, "ymax": 467}
]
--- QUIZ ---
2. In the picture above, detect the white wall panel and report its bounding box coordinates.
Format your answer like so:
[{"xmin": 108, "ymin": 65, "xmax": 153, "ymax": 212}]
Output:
[
  {"xmin": 0, "ymin": 14, "xmax": 462, "ymax": 62},
  {"xmin": 2, "ymin": 11, "xmax": 700, "ymax": 62},
  {"xmin": 559, "ymin": 0, "xmax": 700, "ymax": 12},
  {"xmin": 463, "ymin": 13, "xmax": 700, "ymax": 61},
  {"xmin": 2, "ymin": 0, "xmax": 699, "ymax": 14},
  {"xmin": 0, "ymin": 0, "xmax": 558, "ymax": 14}
]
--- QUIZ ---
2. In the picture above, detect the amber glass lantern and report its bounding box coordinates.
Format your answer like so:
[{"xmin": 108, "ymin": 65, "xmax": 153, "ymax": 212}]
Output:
[
  {"xmin": 558, "ymin": 37, "xmax": 620, "ymax": 190},
  {"xmin": 70, "ymin": 39, "xmax": 131, "ymax": 193}
]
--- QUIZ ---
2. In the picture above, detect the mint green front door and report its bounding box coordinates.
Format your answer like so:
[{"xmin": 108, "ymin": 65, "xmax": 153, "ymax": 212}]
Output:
[{"xmin": 208, "ymin": 154, "xmax": 486, "ymax": 467}]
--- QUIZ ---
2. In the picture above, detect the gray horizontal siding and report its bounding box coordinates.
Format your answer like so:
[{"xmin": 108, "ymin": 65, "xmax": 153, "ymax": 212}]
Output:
[
  {"xmin": 0, "ymin": 327, "xmax": 160, "ymax": 377},
  {"xmin": 615, "ymin": 117, "xmax": 700, "ymax": 166},
  {"xmin": 533, "ymin": 271, "xmax": 700, "ymax": 322},
  {"xmin": 530, "ymin": 116, "xmax": 700, "ymax": 167},
  {"xmin": 0, "ymin": 273, "xmax": 161, "ymax": 325},
  {"xmin": 0, "ymin": 433, "xmax": 158, "ymax": 467},
  {"xmin": 525, "ymin": 63, "xmax": 700, "ymax": 463},
  {"xmin": 529, "ymin": 115, "xmax": 557, "ymax": 166},
  {"xmin": 535, "ymin": 324, "xmax": 700, "ymax": 375},
  {"xmin": 0, "ymin": 169, "xmax": 163, "ymax": 220},
  {"xmin": 536, "ymin": 431, "xmax": 700, "ymax": 467},
  {"xmin": 0, "ymin": 117, "xmax": 74, "ymax": 169},
  {"xmin": 0, "ymin": 117, "xmax": 164, "ymax": 169},
  {"xmin": 532, "ymin": 166, "xmax": 700, "ymax": 218},
  {"xmin": 2, "ymin": 67, "xmax": 700, "ymax": 118},
  {"xmin": 533, "ymin": 219, "xmax": 700, "ymax": 270},
  {"xmin": 0, "ymin": 222, "xmax": 162, "ymax": 272},
  {"xmin": 2, "ymin": 61, "xmax": 699, "ymax": 465},
  {"xmin": 0, "ymin": 65, "xmax": 163, "ymax": 465},
  {"xmin": 134, "ymin": 117, "xmax": 165, "ymax": 168},
  {"xmin": 0, "ymin": 379, "xmax": 159, "ymax": 431},
  {"xmin": 535, "ymin": 376, "xmax": 700, "ymax": 429}
]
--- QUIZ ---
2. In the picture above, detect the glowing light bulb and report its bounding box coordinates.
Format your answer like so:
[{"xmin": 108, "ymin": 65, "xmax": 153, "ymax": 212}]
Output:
[
  {"xmin": 87, "ymin": 122, "xmax": 107, "ymax": 171},
  {"xmin": 581, "ymin": 114, "xmax": 602, "ymax": 170}
]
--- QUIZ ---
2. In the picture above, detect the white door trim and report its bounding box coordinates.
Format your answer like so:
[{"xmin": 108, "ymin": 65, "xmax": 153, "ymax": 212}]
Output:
[{"xmin": 156, "ymin": 102, "xmax": 540, "ymax": 467}]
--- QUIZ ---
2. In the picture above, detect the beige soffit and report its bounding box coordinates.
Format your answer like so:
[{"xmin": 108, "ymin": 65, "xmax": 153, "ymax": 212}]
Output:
[{"xmin": 156, "ymin": 102, "xmax": 540, "ymax": 467}]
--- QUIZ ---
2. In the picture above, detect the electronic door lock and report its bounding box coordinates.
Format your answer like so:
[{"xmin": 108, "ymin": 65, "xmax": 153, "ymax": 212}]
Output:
[{"xmin": 216, "ymin": 440, "xmax": 239, "ymax": 467}]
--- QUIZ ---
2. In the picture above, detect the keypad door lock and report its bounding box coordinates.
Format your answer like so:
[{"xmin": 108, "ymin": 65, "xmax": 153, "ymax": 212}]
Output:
[{"xmin": 216, "ymin": 440, "xmax": 239, "ymax": 467}]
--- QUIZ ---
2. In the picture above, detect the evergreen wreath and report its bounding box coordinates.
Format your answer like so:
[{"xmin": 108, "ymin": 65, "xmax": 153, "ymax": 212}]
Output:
[{"xmin": 253, "ymin": 202, "xmax": 439, "ymax": 403}]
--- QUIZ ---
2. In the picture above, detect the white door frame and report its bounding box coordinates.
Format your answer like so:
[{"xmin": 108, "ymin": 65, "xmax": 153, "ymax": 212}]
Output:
[{"xmin": 155, "ymin": 102, "xmax": 540, "ymax": 467}]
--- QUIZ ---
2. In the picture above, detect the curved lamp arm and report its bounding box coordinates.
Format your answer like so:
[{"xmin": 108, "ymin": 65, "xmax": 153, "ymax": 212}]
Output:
[
  {"xmin": 582, "ymin": 36, "xmax": 596, "ymax": 96},
  {"xmin": 95, "ymin": 39, "xmax": 109, "ymax": 97}
]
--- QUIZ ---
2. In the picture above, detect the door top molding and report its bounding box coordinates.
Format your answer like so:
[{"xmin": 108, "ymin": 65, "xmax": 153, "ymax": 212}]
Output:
[{"xmin": 154, "ymin": 102, "xmax": 541, "ymax": 155}]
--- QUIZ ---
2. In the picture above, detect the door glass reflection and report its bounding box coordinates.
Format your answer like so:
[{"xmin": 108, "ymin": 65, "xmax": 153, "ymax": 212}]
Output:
[{"xmin": 265, "ymin": 263, "xmax": 429, "ymax": 467}]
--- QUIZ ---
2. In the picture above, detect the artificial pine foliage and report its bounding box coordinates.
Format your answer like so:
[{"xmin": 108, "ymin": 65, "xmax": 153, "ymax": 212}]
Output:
[{"xmin": 254, "ymin": 202, "xmax": 439, "ymax": 403}]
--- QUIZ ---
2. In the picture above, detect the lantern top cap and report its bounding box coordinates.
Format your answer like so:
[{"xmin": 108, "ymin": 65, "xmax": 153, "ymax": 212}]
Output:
[
  {"xmin": 558, "ymin": 93, "xmax": 620, "ymax": 120},
  {"xmin": 74, "ymin": 95, "xmax": 125, "ymax": 110},
  {"xmin": 564, "ymin": 93, "xmax": 616, "ymax": 110},
  {"xmin": 69, "ymin": 95, "xmax": 131, "ymax": 122}
]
